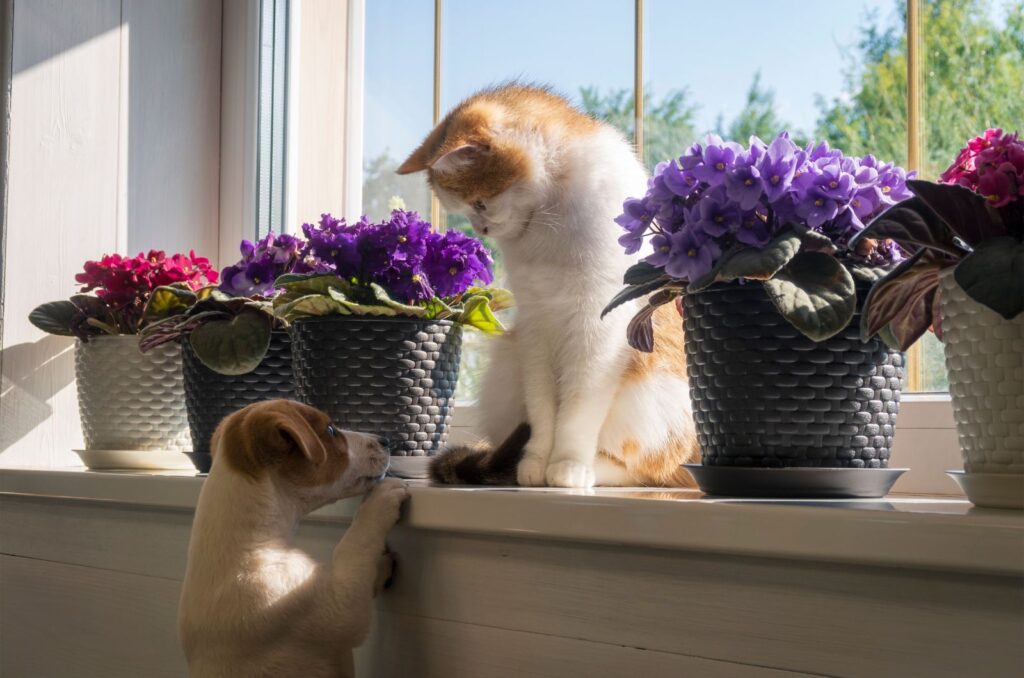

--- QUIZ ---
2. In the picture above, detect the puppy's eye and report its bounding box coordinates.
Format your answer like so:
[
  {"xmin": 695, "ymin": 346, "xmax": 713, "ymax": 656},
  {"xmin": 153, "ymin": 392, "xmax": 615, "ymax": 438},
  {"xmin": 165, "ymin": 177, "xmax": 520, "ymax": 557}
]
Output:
[
  {"xmin": 471, "ymin": 200, "xmax": 486, "ymax": 212},
  {"xmin": 326, "ymin": 424, "xmax": 337, "ymax": 438}
]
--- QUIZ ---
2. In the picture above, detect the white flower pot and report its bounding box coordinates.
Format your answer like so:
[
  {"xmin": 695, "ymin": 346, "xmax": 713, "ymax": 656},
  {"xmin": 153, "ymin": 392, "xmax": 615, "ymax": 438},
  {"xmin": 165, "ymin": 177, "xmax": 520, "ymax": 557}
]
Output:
[
  {"xmin": 939, "ymin": 270, "xmax": 1024, "ymax": 509},
  {"xmin": 75, "ymin": 335, "xmax": 192, "ymax": 461}
]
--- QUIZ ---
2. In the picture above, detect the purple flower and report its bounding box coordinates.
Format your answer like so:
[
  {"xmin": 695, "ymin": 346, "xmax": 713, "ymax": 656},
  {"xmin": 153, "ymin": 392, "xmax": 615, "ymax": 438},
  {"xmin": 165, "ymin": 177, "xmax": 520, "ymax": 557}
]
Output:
[
  {"xmin": 813, "ymin": 162, "xmax": 856, "ymax": 201},
  {"xmin": 662, "ymin": 159, "xmax": 700, "ymax": 198},
  {"xmin": 758, "ymin": 133, "xmax": 800, "ymax": 202},
  {"xmin": 695, "ymin": 186, "xmax": 742, "ymax": 236},
  {"xmin": 735, "ymin": 209, "xmax": 773, "ymax": 247},
  {"xmin": 219, "ymin": 229, "xmax": 309, "ymax": 296},
  {"xmin": 692, "ymin": 139, "xmax": 740, "ymax": 186},
  {"xmin": 725, "ymin": 159, "xmax": 763, "ymax": 210},
  {"xmin": 422, "ymin": 230, "xmax": 494, "ymax": 298},
  {"xmin": 644, "ymin": 233, "xmax": 673, "ymax": 267},
  {"xmin": 665, "ymin": 227, "xmax": 720, "ymax": 281},
  {"xmin": 796, "ymin": 185, "xmax": 840, "ymax": 229}
]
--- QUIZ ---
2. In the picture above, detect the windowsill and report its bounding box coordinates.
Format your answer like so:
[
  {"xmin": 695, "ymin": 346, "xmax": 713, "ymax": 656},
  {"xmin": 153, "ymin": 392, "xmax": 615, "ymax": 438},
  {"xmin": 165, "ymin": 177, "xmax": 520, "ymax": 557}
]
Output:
[{"xmin": 2, "ymin": 467, "xmax": 1021, "ymax": 577}]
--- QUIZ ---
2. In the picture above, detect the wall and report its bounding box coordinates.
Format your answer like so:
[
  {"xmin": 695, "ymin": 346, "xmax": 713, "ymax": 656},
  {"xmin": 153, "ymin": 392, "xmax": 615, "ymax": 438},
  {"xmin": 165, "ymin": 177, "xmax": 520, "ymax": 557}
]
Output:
[{"xmin": 0, "ymin": 0, "xmax": 223, "ymax": 467}]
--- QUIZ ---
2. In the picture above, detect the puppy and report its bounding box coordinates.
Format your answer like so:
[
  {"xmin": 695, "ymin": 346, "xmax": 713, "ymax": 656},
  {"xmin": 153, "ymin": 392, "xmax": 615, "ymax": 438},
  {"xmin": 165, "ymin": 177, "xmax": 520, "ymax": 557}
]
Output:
[{"xmin": 178, "ymin": 399, "xmax": 408, "ymax": 678}]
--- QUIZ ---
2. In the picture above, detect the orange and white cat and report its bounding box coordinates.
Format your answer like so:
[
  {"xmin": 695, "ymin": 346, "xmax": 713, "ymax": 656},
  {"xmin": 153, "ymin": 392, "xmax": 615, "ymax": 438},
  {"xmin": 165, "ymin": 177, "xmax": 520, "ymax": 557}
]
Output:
[{"xmin": 400, "ymin": 84, "xmax": 698, "ymax": 488}]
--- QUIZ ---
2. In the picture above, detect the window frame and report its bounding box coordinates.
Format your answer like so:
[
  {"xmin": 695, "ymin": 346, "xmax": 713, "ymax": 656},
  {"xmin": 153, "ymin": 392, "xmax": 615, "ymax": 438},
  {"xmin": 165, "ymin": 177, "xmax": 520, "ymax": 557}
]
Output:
[{"xmin": 281, "ymin": 0, "xmax": 960, "ymax": 495}]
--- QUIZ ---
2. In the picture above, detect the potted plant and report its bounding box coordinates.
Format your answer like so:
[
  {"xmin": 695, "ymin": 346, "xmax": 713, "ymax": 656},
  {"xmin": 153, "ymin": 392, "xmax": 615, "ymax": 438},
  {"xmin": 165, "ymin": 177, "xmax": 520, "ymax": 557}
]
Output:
[
  {"xmin": 604, "ymin": 132, "xmax": 913, "ymax": 497},
  {"xmin": 851, "ymin": 128, "xmax": 1023, "ymax": 509},
  {"xmin": 275, "ymin": 211, "xmax": 509, "ymax": 473},
  {"xmin": 28, "ymin": 250, "xmax": 218, "ymax": 468},
  {"xmin": 140, "ymin": 233, "xmax": 307, "ymax": 473}
]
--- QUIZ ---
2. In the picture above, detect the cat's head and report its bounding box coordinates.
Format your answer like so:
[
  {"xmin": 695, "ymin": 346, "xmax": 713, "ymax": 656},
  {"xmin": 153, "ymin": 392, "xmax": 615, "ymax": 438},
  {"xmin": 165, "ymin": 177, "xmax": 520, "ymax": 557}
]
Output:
[{"xmin": 399, "ymin": 88, "xmax": 598, "ymax": 240}]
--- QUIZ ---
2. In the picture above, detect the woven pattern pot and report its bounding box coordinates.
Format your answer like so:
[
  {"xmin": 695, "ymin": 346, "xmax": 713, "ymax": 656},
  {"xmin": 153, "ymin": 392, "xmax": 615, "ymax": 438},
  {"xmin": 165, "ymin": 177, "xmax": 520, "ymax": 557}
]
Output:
[
  {"xmin": 939, "ymin": 270, "xmax": 1024, "ymax": 474},
  {"xmin": 290, "ymin": 316, "xmax": 462, "ymax": 456},
  {"xmin": 684, "ymin": 282, "xmax": 904, "ymax": 467},
  {"xmin": 75, "ymin": 335, "xmax": 191, "ymax": 451},
  {"xmin": 182, "ymin": 331, "xmax": 296, "ymax": 473}
]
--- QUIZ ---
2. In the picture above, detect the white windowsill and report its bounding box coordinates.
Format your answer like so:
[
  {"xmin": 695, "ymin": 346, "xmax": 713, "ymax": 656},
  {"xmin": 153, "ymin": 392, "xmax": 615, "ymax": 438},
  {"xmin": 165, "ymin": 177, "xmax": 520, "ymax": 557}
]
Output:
[{"xmin": 2, "ymin": 467, "xmax": 1021, "ymax": 577}]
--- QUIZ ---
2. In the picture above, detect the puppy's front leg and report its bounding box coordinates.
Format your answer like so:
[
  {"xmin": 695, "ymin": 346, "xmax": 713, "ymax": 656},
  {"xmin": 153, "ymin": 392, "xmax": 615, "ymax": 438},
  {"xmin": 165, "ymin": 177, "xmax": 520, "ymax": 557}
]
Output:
[{"xmin": 327, "ymin": 479, "xmax": 408, "ymax": 642}]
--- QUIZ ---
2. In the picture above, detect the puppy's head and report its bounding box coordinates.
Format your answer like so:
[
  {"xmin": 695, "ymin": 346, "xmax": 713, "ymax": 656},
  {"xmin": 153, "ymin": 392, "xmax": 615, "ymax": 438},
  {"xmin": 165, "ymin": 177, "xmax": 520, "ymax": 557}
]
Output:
[{"xmin": 210, "ymin": 400, "xmax": 390, "ymax": 502}]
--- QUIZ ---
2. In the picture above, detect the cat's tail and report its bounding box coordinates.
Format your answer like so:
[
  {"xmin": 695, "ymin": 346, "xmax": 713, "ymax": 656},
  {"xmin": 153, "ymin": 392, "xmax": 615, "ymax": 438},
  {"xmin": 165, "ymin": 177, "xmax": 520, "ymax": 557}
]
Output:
[{"xmin": 429, "ymin": 423, "xmax": 531, "ymax": 485}]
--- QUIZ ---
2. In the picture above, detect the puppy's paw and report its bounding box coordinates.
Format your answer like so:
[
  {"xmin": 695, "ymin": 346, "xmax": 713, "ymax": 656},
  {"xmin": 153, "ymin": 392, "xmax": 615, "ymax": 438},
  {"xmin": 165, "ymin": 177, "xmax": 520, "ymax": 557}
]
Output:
[
  {"xmin": 545, "ymin": 459, "xmax": 595, "ymax": 488},
  {"xmin": 374, "ymin": 551, "xmax": 395, "ymax": 596},
  {"xmin": 361, "ymin": 478, "xmax": 409, "ymax": 528},
  {"xmin": 516, "ymin": 454, "xmax": 547, "ymax": 486}
]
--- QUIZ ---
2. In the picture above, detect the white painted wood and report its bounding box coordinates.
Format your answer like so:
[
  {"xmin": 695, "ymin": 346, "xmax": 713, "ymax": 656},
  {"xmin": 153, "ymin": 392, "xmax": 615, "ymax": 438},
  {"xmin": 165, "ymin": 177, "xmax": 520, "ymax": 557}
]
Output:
[
  {"xmin": 0, "ymin": 555, "xmax": 187, "ymax": 678},
  {"xmin": 343, "ymin": 0, "xmax": 364, "ymax": 221},
  {"xmin": 218, "ymin": 0, "xmax": 259, "ymax": 264},
  {"xmin": 1, "ymin": 0, "xmax": 123, "ymax": 468},
  {"xmin": 286, "ymin": 0, "xmax": 348, "ymax": 227},
  {"xmin": 356, "ymin": 612, "xmax": 818, "ymax": 678},
  {"xmin": 121, "ymin": 0, "xmax": 222, "ymax": 257}
]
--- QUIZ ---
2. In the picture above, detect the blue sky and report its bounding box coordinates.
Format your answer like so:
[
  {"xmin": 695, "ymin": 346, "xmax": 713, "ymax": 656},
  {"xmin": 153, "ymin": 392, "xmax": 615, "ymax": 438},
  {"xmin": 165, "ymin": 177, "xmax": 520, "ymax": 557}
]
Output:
[{"xmin": 363, "ymin": 0, "xmax": 898, "ymax": 164}]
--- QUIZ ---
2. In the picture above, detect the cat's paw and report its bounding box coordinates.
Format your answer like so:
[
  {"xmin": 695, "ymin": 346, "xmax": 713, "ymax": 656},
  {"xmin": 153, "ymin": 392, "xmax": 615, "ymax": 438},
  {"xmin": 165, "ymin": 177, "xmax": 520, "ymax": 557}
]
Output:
[
  {"xmin": 517, "ymin": 455, "xmax": 548, "ymax": 486},
  {"xmin": 545, "ymin": 460, "xmax": 595, "ymax": 488}
]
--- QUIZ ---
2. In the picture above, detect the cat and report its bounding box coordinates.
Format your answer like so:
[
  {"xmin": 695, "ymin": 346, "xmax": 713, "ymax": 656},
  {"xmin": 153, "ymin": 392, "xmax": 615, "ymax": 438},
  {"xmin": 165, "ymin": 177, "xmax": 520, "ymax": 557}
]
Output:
[{"xmin": 398, "ymin": 84, "xmax": 698, "ymax": 488}]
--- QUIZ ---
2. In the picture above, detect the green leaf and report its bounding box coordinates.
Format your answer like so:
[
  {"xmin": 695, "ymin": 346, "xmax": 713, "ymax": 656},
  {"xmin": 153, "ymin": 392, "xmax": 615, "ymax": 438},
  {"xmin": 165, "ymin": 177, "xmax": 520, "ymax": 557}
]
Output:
[
  {"xmin": 423, "ymin": 297, "xmax": 455, "ymax": 319},
  {"xmin": 622, "ymin": 261, "xmax": 667, "ymax": 285},
  {"xmin": 762, "ymin": 251, "xmax": 857, "ymax": 342},
  {"xmin": 188, "ymin": 310, "xmax": 273, "ymax": 375},
  {"xmin": 791, "ymin": 224, "xmax": 837, "ymax": 255},
  {"xmin": 851, "ymin": 196, "xmax": 965, "ymax": 258},
  {"xmin": 689, "ymin": 230, "xmax": 802, "ymax": 292},
  {"xmin": 463, "ymin": 286, "xmax": 515, "ymax": 312},
  {"xmin": 459, "ymin": 295, "xmax": 506, "ymax": 335},
  {"xmin": 273, "ymin": 272, "xmax": 319, "ymax": 286},
  {"xmin": 274, "ymin": 294, "xmax": 349, "ymax": 322},
  {"xmin": 953, "ymin": 237, "xmax": 1024, "ymax": 320},
  {"xmin": 85, "ymin": 317, "xmax": 121, "ymax": 335},
  {"xmin": 847, "ymin": 262, "xmax": 896, "ymax": 284},
  {"xmin": 69, "ymin": 294, "xmax": 110, "ymax": 318},
  {"xmin": 907, "ymin": 179, "xmax": 1008, "ymax": 247},
  {"xmin": 195, "ymin": 285, "xmax": 220, "ymax": 301},
  {"xmin": 141, "ymin": 286, "xmax": 197, "ymax": 323},
  {"xmin": 860, "ymin": 249, "xmax": 946, "ymax": 350},
  {"xmin": 601, "ymin": 277, "xmax": 672, "ymax": 318},
  {"xmin": 273, "ymin": 275, "xmax": 355, "ymax": 308},
  {"xmin": 369, "ymin": 283, "xmax": 428, "ymax": 317},
  {"xmin": 327, "ymin": 286, "xmax": 398, "ymax": 316},
  {"xmin": 28, "ymin": 301, "xmax": 78, "ymax": 336},
  {"xmin": 625, "ymin": 289, "xmax": 678, "ymax": 353}
]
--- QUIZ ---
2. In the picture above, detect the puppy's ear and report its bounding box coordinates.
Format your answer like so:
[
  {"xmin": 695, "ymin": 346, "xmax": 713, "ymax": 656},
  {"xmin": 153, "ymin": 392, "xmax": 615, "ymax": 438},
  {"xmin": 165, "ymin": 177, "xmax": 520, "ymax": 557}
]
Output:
[{"xmin": 213, "ymin": 407, "xmax": 328, "ymax": 479}]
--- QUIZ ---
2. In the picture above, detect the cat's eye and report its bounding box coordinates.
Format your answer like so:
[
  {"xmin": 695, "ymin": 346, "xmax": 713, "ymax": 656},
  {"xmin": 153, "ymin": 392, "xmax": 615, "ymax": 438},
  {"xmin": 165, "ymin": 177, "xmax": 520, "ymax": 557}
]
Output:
[
  {"xmin": 471, "ymin": 200, "xmax": 486, "ymax": 212},
  {"xmin": 326, "ymin": 424, "xmax": 337, "ymax": 438}
]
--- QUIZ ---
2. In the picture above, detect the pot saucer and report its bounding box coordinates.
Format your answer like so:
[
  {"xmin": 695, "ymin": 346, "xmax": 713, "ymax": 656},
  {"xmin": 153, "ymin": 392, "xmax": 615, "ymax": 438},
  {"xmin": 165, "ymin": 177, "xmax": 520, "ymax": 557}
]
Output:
[
  {"xmin": 684, "ymin": 464, "xmax": 907, "ymax": 499},
  {"xmin": 946, "ymin": 470, "xmax": 1024, "ymax": 510},
  {"xmin": 73, "ymin": 449, "xmax": 195, "ymax": 471}
]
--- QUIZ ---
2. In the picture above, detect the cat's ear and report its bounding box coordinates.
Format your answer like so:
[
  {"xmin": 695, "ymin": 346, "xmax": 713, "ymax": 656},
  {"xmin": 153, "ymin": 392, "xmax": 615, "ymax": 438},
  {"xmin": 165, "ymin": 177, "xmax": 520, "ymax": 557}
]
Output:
[
  {"xmin": 397, "ymin": 122, "xmax": 450, "ymax": 174},
  {"xmin": 429, "ymin": 143, "xmax": 489, "ymax": 174}
]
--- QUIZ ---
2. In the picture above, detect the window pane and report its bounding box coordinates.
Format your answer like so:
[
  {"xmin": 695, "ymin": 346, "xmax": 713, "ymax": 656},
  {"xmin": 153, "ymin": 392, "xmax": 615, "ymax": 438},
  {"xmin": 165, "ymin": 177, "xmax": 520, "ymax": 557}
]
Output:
[
  {"xmin": 441, "ymin": 0, "xmax": 634, "ymax": 400},
  {"xmin": 362, "ymin": 0, "xmax": 434, "ymax": 221}
]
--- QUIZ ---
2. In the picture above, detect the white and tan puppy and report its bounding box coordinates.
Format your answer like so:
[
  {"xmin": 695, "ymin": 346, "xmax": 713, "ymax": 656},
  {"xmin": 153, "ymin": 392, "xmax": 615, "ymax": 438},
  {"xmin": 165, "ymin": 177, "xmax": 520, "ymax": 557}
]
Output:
[{"xmin": 178, "ymin": 399, "xmax": 408, "ymax": 678}]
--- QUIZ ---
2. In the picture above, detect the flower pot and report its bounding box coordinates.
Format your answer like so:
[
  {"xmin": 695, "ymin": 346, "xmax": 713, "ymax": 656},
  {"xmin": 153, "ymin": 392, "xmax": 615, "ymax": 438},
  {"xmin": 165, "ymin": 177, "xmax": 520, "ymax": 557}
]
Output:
[
  {"xmin": 290, "ymin": 316, "xmax": 463, "ymax": 461},
  {"xmin": 74, "ymin": 335, "xmax": 192, "ymax": 461},
  {"xmin": 938, "ymin": 270, "xmax": 1024, "ymax": 509},
  {"xmin": 683, "ymin": 282, "xmax": 905, "ymax": 495},
  {"xmin": 181, "ymin": 331, "xmax": 296, "ymax": 473}
]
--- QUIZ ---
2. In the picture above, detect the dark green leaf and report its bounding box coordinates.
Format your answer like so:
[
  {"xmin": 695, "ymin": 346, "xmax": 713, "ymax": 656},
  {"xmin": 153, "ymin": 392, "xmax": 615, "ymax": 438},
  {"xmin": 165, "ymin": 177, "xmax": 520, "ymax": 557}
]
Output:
[
  {"xmin": 141, "ymin": 286, "xmax": 197, "ymax": 323},
  {"xmin": 328, "ymin": 286, "xmax": 398, "ymax": 316},
  {"xmin": 601, "ymin": 277, "xmax": 671, "ymax": 318},
  {"xmin": 851, "ymin": 196, "xmax": 965, "ymax": 258},
  {"xmin": 274, "ymin": 294, "xmax": 348, "ymax": 321},
  {"xmin": 689, "ymin": 230, "xmax": 802, "ymax": 292},
  {"xmin": 791, "ymin": 224, "xmax": 837, "ymax": 255},
  {"xmin": 189, "ymin": 310, "xmax": 273, "ymax": 375},
  {"xmin": 369, "ymin": 283, "xmax": 428, "ymax": 317},
  {"xmin": 273, "ymin": 275, "xmax": 355, "ymax": 308},
  {"xmin": 273, "ymin": 272, "xmax": 318, "ymax": 286},
  {"xmin": 85, "ymin": 317, "xmax": 121, "ymax": 335},
  {"xmin": 762, "ymin": 251, "xmax": 857, "ymax": 342},
  {"xmin": 953, "ymin": 237, "xmax": 1024, "ymax": 320},
  {"xmin": 28, "ymin": 301, "xmax": 78, "ymax": 336},
  {"xmin": 847, "ymin": 262, "xmax": 896, "ymax": 283},
  {"xmin": 908, "ymin": 179, "xmax": 1008, "ymax": 247},
  {"xmin": 622, "ymin": 261, "xmax": 667, "ymax": 285}
]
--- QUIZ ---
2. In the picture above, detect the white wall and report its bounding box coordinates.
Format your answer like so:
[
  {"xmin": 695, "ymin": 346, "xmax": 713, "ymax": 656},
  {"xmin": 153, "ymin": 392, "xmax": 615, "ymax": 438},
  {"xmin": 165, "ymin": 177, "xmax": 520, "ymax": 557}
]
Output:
[{"xmin": 0, "ymin": 0, "xmax": 223, "ymax": 467}]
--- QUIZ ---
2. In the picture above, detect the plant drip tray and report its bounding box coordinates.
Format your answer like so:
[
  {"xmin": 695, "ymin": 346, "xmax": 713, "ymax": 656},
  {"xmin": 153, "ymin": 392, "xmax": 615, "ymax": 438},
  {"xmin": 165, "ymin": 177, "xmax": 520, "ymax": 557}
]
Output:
[
  {"xmin": 946, "ymin": 470, "xmax": 1024, "ymax": 510},
  {"xmin": 387, "ymin": 455, "xmax": 432, "ymax": 480},
  {"xmin": 685, "ymin": 464, "xmax": 907, "ymax": 499},
  {"xmin": 74, "ymin": 449, "xmax": 195, "ymax": 471}
]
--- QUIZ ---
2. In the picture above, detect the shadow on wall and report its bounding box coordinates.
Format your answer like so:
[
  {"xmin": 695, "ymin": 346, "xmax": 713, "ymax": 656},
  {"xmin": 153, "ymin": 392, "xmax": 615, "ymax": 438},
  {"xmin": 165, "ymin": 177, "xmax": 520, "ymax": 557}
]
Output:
[{"xmin": 0, "ymin": 335, "xmax": 75, "ymax": 453}]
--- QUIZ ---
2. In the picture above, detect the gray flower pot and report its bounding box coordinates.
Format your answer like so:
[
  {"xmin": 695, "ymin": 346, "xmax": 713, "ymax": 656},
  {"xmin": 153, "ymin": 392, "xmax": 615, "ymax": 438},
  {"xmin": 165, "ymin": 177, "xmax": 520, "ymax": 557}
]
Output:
[{"xmin": 75, "ymin": 335, "xmax": 192, "ymax": 453}]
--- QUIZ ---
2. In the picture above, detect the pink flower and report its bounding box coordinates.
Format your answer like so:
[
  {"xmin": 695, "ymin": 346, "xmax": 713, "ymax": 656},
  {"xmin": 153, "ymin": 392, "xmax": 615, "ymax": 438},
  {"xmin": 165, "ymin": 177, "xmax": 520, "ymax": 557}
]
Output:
[
  {"xmin": 941, "ymin": 128, "xmax": 1023, "ymax": 207},
  {"xmin": 977, "ymin": 164, "xmax": 1017, "ymax": 207}
]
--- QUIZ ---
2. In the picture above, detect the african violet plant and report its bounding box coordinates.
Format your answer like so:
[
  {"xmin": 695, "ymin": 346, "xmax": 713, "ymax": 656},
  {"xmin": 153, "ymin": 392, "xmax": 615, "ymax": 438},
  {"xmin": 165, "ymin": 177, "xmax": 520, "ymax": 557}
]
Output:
[
  {"xmin": 604, "ymin": 132, "xmax": 913, "ymax": 350},
  {"xmin": 850, "ymin": 128, "xmax": 1024, "ymax": 350},
  {"xmin": 29, "ymin": 250, "xmax": 218, "ymax": 339},
  {"xmin": 139, "ymin": 232, "xmax": 307, "ymax": 375},
  {"xmin": 272, "ymin": 210, "xmax": 510, "ymax": 332}
]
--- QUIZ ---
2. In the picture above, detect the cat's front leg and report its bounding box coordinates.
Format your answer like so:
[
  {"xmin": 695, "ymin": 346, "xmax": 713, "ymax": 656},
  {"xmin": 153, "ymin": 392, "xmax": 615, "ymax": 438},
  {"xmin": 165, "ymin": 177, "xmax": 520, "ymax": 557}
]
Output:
[
  {"xmin": 545, "ymin": 332, "xmax": 626, "ymax": 488},
  {"xmin": 517, "ymin": 339, "xmax": 557, "ymax": 486}
]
